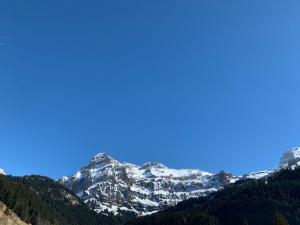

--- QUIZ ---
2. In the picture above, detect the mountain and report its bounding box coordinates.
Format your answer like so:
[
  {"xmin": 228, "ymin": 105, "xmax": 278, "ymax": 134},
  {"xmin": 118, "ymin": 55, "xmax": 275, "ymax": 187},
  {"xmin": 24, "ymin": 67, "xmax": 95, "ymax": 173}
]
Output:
[
  {"xmin": 58, "ymin": 153, "xmax": 248, "ymax": 216},
  {"xmin": 59, "ymin": 147, "xmax": 300, "ymax": 217},
  {"xmin": 1, "ymin": 147, "xmax": 299, "ymax": 224},
  {"xmin": 0, "ymin": 174, "xmax": 122, "ymax": 225},
  {"xmin": 128, "ymin": 167, "xmax": 300, "ymax": 225}
]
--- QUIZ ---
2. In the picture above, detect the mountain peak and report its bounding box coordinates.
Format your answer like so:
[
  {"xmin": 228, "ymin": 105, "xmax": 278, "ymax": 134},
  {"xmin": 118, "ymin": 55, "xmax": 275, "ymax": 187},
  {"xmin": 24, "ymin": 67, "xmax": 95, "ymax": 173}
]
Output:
[
  {"xmin": 89, "ymin": 152, "xmax": 121, "ymax": 168},
  {"xmin": 93, "ymin": 152, "xmax": 110, "ymax": 160},
  {"xmin": 279, "ymin": 147, "xmax": 300, "ymax": 169},
  {"xmin": 91, "ymin": 152, "xmax": 115, "ymax": 162},
  {"xmin": 0, "ymin": 168, "xmax": 6, "ymax": 175}
]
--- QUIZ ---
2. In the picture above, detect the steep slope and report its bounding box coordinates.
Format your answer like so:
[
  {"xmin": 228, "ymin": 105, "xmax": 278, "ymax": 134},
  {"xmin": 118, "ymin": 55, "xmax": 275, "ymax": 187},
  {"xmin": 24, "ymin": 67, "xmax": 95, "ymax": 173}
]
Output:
[
  {"xmin": 59, "ymin": 153, "xmax": 240, "ymax": 215},
  {"xmin": 0, "ymin": 174, "xmax": 121, "ymax": 225},
  {"xmin": 0, "ymin": 201, "xmax": 29, "ymax": 225},
  {"xmin": 129, "ymin": 167, "xmax": 300, "ymax": 225}
]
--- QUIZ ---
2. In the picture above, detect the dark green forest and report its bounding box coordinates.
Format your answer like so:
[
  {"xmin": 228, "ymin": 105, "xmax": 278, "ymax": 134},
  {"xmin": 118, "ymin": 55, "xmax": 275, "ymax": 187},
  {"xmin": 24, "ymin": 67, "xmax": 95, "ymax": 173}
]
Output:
[
  {"xmin": 0, "ymin": 174, "xmax": 122, "ymax": 225},
  {"xmin": 128, "ymin": 168, "xmax": 300, "ymax": 225}
]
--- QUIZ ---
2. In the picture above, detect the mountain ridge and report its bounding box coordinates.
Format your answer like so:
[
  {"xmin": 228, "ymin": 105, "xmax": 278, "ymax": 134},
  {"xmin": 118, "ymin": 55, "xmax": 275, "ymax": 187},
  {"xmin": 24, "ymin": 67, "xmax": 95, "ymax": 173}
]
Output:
[
  {"xmin": 59, "ymin": 147, "xmax": 300, "ymax": 216},
  {"xmin": 59, "ymin": 152, "xmax": 238, "ymax": 215},
  {"xmin": 128, "ymin": 167, "xmax": 300, "ymax": 225}
]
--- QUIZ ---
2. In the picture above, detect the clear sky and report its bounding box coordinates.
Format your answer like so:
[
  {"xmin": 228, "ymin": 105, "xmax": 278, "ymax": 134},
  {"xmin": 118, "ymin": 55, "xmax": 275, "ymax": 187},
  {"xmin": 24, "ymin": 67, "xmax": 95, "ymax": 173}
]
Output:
[{"xmin": 1, "ymin": 0, "xmax": 300, "ymax": 179}]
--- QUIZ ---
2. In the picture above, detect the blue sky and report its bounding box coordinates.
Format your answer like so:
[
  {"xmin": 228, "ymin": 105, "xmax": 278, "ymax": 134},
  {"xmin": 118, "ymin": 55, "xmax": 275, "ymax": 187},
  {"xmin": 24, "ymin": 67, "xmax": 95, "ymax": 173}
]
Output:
[{"xmin": 1, "ymin": 0, "xmax": 300, "ymax": 179}]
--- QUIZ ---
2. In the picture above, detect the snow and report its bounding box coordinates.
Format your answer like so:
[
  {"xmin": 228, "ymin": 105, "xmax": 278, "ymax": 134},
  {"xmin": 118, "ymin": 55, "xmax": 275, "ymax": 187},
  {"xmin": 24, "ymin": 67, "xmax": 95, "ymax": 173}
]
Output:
[
  {"xmin": 0, "ymin": 168, "xmax": 5, "ymax": 175},
  {"xmin": 141, "ymin": 167, "xmax": 212, "ymax": 178},
  {"xmin": 132, "ymin": 197, "xmax": 159, "ymax": 207},
  {"xmin": 229, "ymin": 177, "xmax": 241, "ymax": 183},
  {"xmin": 141, "ymin": 210, "xmax": 159, "ymax": 216},
  {"xmin": 244, "ymin": 170, "xmax": 273, "ymax": 179},
  {"xmin": 93, "ymin": 152, "xmax": 108, "ymax": 159},
  {"xmin": 140, "ymin": 162, "xmax": 167, "ymax": 169},
  {"xmin": 279, "ymin": 147, "xmax": 300, "ymax": 169},
  {"xmin": 60, "ymin": 176, "xmax": 69, "ymax": 182},
  {"xmin": 74, "ymin": 171, "xmax": 82, "ymax": 179}
]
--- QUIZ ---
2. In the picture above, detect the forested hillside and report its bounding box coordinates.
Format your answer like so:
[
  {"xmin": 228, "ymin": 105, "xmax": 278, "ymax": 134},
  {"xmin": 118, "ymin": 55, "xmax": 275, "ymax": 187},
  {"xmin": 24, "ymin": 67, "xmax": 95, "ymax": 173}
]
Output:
[{"xmin": 0, "ymin": 174, "xmax": 122, "ymax": 225}]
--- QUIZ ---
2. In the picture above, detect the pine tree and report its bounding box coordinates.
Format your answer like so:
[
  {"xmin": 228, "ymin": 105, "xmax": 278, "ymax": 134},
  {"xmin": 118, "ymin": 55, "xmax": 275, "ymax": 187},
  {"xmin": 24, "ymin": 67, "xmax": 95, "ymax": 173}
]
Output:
[{"xmin": 273, "ymin": 212, "xmax": 289, "ymax": 225}]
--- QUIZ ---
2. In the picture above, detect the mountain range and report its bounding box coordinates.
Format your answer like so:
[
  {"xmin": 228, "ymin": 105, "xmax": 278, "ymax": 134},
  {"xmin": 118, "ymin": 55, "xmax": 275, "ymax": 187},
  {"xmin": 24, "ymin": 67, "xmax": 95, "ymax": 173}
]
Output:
[
  {"xmin": 58, "ymin": 147, "xmax": 300, "ymax": 216},
  {"xmin": 129, "ymin": 165, "xmax": 300, "ymax": 225},
  {"xmin": 0, "ymin": 147, "xmax": 300, "ymax": 225}
]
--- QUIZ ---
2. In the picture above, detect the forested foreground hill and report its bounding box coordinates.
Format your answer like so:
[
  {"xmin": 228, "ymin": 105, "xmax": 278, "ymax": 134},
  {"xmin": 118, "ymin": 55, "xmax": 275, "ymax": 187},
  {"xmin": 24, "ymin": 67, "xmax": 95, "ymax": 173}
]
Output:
[
  {"xmin": 128, "ymin": 168, "xmax": 300, "ymax": 225},
  {"xmin": 0, "ymin": 174, "xmax": 128, "ymax": 225}
]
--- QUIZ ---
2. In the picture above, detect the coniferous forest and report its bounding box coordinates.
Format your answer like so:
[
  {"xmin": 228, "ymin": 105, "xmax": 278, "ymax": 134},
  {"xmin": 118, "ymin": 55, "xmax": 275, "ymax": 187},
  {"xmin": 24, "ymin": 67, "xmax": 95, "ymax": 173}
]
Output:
[{"xmin": 0, "ymin": 174, "xmax": 125, "ymax": 225}]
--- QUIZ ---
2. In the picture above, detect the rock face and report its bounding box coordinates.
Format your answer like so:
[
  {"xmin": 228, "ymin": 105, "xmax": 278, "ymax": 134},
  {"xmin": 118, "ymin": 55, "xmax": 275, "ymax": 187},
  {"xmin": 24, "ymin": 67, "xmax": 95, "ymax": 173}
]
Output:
[
  {"xmin": 0, "ymin": 201, "xmax": 29, "ymax": 225},
  {"xmin": 59, "ymin": 153, "xmax": 239, "ymax": 215}
]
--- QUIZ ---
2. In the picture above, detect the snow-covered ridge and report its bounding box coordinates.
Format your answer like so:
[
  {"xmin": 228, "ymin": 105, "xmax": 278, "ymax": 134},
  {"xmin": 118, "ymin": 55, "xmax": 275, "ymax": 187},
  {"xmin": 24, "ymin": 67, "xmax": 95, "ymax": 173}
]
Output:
[
  {"xmin": 59, "ymin": 147, "xmax": 299, "ymax": 216},
  {"xmin": 59, "ymin": 152, "xmax": 239, "ymax": 215},
  {"xmin": 243, "ymin": 170, "xmax": 273, "ymax": 179}
]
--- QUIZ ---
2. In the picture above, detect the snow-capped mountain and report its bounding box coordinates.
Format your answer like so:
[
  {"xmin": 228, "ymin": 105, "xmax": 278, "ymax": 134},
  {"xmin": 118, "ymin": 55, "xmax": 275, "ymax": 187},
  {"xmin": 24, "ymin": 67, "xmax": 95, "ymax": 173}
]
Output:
[
  {"xmin": 59, "ymin": 147, "xmax": 299, "ymax": 216},
  {"xmin": 279, "ymin": 147, "xmax": 300, "ymax": 169},
  {"xmin": 0, "ymin": 168, "xmax": 5, "ymax": 175},
  {"xmin": 59, "ymin": 153, "xmax": 239, "ymax": 215}
]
